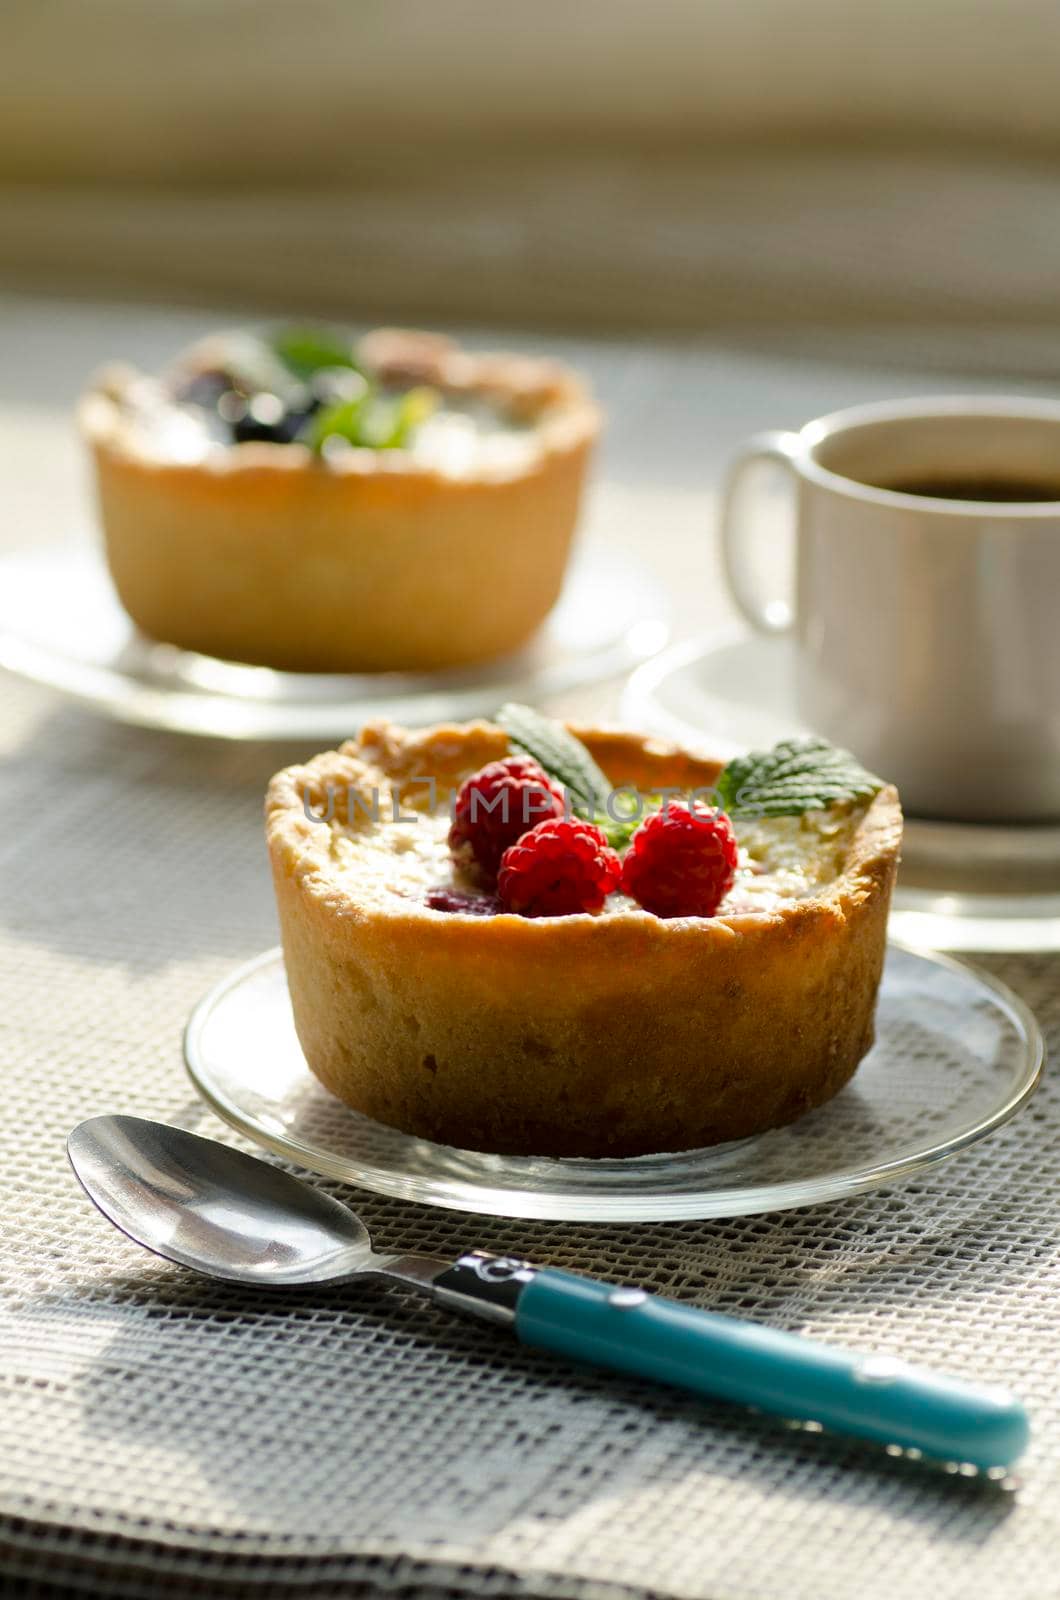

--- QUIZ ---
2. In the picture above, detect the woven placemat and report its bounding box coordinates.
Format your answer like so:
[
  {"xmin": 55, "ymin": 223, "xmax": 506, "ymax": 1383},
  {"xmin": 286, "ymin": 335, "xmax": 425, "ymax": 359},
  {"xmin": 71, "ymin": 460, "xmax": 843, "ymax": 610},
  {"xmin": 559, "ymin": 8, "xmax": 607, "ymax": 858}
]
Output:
[{"xmin": 2, "ymin": 673, "xmax": 1058, "ymax": 1600}]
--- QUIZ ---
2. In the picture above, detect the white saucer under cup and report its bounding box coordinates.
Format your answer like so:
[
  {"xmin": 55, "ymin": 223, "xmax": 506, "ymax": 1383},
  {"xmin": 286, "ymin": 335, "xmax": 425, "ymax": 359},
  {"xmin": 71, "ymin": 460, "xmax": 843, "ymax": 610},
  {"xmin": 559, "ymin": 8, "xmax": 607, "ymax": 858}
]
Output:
[
  {"xmin": 185, "ymin": 943, "xmax": 1041, "ymax": 1224},
  {"xmin": 622, "ymin": 629, "xmax": 1060, "ymax": 953}
]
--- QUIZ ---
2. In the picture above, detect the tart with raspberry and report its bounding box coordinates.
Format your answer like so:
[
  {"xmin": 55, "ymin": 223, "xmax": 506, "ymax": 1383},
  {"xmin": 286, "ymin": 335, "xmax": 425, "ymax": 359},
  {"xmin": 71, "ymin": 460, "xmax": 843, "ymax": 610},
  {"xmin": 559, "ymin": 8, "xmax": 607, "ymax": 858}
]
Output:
[
  {"xmin": 265, "ymin": 711, "xmax": 902, "ymax": 1158},
  {"xmin": 79, "ymin": 327, "xmax": 599, "ymax": 673}
]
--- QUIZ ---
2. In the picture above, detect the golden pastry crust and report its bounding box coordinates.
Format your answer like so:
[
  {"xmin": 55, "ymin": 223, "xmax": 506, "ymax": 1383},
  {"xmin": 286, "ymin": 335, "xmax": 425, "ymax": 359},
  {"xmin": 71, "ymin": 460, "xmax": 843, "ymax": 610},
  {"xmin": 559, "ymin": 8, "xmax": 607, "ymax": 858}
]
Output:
[
  {"xmin": 79, "ymin": 331, "xmax": 599, "ymax": 673},
  {"xmin": 265, "ymin": 721, "xmax": 903, "ymax": 1158}
]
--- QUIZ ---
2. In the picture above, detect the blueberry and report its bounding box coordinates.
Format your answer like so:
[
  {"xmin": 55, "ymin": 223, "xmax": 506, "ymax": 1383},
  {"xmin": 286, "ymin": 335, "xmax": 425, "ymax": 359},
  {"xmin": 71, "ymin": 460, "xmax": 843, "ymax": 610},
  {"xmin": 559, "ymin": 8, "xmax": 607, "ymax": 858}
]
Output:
[
  {"xmin": 177, "ymin": 367, "xmax": 364, "ymax": 446},
  {"xmin": 229, "ymin": 391, "xmax": 313, "ymax": 445}
]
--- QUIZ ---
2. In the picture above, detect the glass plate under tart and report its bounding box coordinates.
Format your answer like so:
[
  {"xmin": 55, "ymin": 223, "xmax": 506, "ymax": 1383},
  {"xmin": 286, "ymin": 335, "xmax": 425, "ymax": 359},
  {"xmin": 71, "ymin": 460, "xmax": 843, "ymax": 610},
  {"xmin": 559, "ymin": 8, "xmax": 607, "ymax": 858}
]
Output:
[
  {"xmin": 184, "ymin": 942, "xmax": 1042, "ymax": 1223},
  {"xmin": 0, "ymin": 539, "xmax": 668, "ymax": 740}
]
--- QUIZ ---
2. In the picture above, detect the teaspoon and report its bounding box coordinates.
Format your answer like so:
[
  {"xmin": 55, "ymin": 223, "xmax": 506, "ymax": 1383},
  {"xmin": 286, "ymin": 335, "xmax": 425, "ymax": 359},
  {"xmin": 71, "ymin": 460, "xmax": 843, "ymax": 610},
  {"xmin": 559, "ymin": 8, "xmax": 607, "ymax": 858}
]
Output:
[{"xmin": 67, "ymin": 1115, "xmax": 1029, "ymax": 1472}]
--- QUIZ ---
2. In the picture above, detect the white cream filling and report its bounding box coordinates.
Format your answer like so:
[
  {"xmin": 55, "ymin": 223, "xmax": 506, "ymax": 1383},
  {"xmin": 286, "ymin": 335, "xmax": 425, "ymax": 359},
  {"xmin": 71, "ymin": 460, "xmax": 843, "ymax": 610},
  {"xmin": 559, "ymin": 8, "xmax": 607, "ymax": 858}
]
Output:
[
  {"xmin": 315, "ymin": 801, "xmax": 865, "ymax": 916},
  {"xmin": 105, "ymin": 376, "xmax": 537, "ymax": 476},
  {"xmin": 409, "ymin": 402, "xmax": 535, "ymax": 474}
]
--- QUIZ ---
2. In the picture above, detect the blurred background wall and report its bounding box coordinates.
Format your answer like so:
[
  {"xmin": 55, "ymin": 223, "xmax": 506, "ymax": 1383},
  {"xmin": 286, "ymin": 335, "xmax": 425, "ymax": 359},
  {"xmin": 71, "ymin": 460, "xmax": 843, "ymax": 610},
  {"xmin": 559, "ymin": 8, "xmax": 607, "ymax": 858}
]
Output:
[{"xmin": 4, "ymin": 0, "xmax": 1060, "ymax": 369}]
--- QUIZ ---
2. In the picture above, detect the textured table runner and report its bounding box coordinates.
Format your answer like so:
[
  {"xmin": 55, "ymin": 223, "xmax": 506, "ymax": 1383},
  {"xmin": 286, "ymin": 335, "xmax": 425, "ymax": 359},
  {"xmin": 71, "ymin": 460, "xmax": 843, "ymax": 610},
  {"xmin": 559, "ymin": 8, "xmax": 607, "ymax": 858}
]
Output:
[
  {"xmin": 3, "ymin": 671, "xmax": 1059, "ymax": 1600},
  {"xmin": 2, "ymin": 303, "xmax": 1059, "ymax": 1599}
]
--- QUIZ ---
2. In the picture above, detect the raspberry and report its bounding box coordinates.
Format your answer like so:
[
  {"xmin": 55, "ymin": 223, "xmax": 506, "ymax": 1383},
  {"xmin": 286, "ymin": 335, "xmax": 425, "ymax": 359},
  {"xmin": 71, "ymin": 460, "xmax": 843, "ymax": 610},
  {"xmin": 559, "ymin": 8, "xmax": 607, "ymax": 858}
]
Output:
[
  {"xmin": 498, "ymin": 818, "xmax": 621, "ymax": 917},
  {"xmin": 621, "ymin": 803, "xmax": 738, "ymax": 918},
  {"xmin": 425, "ymin": 887, "xmax": 503, "ymax": 916},
  {"xmin": 449, "ymin": 756, "xmax": 566, "ymax": 883}
]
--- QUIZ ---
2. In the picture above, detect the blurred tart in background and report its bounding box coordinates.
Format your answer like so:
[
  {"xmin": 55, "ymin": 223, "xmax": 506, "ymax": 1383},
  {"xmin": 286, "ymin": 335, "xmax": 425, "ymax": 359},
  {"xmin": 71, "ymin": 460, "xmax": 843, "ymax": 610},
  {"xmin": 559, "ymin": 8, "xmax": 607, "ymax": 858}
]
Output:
[{"xmin": 79, "ymin": 327, "xmax": 600, "ymax": 673}]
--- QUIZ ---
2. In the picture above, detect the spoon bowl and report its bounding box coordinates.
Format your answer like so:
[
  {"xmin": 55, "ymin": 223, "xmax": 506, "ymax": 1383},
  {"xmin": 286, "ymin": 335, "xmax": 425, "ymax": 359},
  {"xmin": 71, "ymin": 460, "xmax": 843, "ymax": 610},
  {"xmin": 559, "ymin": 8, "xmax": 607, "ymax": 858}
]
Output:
[{"xmin": 68, "ymin": 1116, "xmax": 379, "ymax": 1286}]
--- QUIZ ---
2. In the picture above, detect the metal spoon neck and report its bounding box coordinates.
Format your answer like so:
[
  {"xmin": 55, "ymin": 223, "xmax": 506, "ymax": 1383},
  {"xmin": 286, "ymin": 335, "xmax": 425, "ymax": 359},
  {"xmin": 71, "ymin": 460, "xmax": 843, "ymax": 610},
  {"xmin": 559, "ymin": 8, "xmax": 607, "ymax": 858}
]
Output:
[{"xmin": 371, "ymin": 1252, "xmax": 449, "ymax": 1290}]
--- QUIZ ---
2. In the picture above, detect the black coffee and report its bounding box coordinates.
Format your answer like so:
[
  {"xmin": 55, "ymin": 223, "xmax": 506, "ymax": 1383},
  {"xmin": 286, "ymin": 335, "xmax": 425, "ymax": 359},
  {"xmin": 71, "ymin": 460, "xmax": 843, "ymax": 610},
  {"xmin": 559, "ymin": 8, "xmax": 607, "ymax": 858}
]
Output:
[{"xmin": 878, "ymin": 476, "xmax": 1060, "ymax": 502}]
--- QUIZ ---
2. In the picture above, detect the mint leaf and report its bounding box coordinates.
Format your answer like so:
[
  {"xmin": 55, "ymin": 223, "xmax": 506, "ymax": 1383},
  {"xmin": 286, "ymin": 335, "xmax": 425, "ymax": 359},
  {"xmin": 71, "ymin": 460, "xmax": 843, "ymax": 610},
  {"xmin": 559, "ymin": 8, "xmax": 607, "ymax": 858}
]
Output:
[
  {"xmin": 306, "ymin": 395, "xmax": 370, "ymax": 452},
  {"xmin": 497, "ymin": 703, "xmax": 612, "ymax": 822},
  {"xmin": 717, "ymin": 737, "xmax": 882, "ymax": 819},
  {"xmin": 364, "ymin": 386, "xmax": 439, "ymax": 449},
  {"xmin": 307, "ymin": 385, "xmax": 438, "ymax": 453},
  {"xmin": 270, "ymin": 326, "xmax": 361, "ymax": 381}
]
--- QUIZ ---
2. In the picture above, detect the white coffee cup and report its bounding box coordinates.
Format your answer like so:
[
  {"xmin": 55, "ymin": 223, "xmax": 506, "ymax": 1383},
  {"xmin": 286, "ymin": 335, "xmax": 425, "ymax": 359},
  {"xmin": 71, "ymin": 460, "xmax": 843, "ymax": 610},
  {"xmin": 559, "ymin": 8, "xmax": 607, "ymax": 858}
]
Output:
[{"xmin": 719, "ymin": 396, "xmax": 1060, "ymax": 822}]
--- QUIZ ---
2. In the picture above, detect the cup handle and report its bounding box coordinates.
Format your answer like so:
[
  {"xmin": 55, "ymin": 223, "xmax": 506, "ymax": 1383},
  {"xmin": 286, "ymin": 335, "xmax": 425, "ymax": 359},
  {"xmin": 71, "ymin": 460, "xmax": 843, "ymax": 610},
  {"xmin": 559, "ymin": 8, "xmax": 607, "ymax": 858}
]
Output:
[{"xmin": 719, "ymin": 429, "xmax": 800, "ymax": 633}]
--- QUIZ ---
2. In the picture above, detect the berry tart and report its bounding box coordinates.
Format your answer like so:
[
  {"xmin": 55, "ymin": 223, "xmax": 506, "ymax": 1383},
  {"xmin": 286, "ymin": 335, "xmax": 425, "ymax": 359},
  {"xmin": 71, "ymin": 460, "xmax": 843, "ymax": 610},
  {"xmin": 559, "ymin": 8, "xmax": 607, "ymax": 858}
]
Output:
[
  {"xmin": 79, "ymin": 327, "xmax": 599, "ymax": 673},
  {"xmin": 266, "ymin": 709, "xmax": 902, "ymax": 1158}
]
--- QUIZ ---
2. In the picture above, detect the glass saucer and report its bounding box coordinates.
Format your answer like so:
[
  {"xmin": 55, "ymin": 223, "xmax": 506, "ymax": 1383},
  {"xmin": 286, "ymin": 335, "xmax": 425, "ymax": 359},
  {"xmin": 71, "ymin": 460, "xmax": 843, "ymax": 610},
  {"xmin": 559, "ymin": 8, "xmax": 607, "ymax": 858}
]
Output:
[
  {"xmin": 0, "ymin": 540, "xmax": 669, "ymax": 740},
  {"xmin": 622, "ymin": 630, "xmax": 1060, "ymax": 953},
  {"xmin": 184, "ymin": 943, "xmax": 1041, "ymax": 1223}
]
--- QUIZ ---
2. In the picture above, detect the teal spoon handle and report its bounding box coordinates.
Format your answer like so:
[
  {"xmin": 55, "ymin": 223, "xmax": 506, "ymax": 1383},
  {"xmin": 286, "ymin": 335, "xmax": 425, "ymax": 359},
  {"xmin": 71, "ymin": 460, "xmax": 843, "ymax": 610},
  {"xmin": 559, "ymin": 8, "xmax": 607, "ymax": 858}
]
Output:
[{"xmin": 513, "ymin": 1268, "xmax": 1028, "ymax": 1471}]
